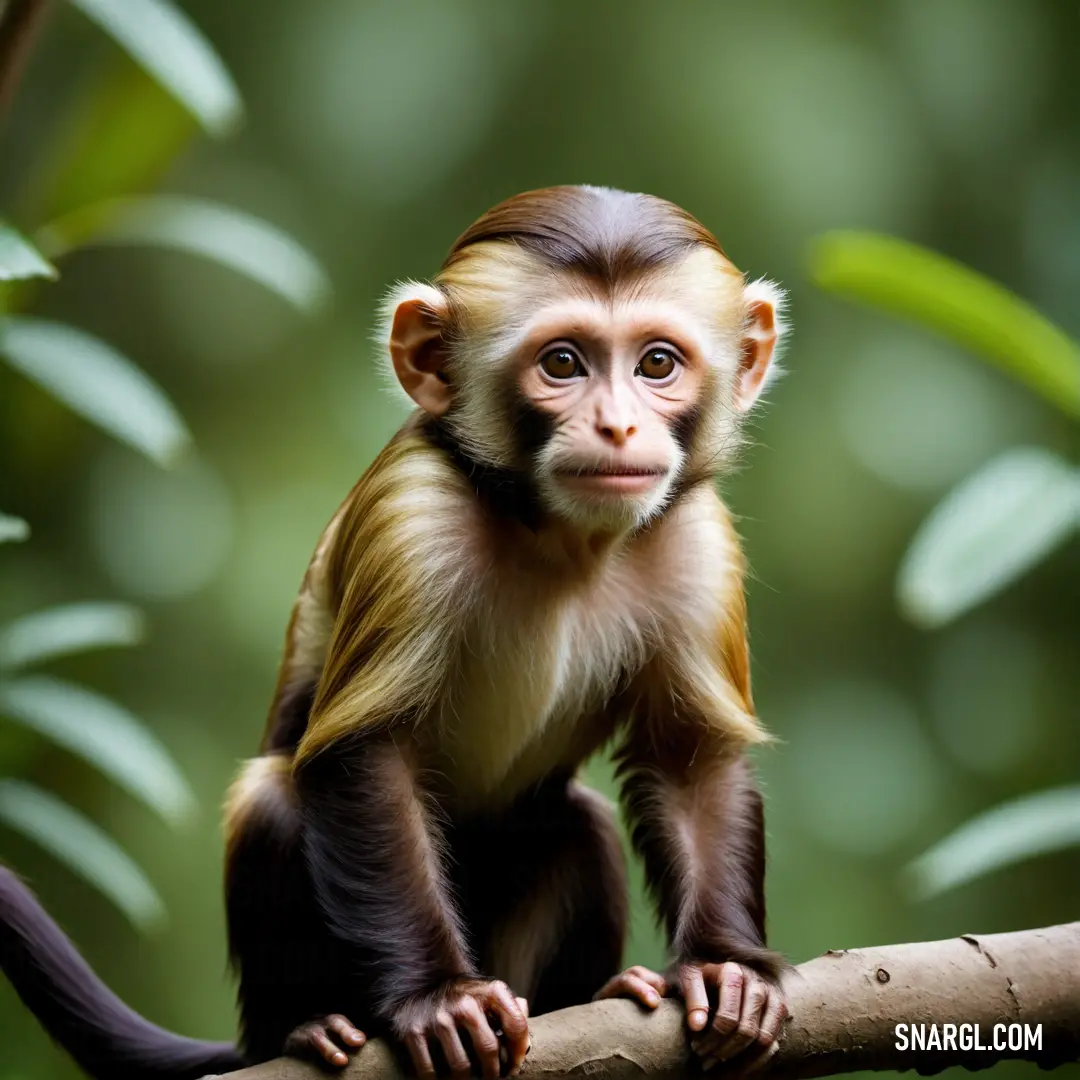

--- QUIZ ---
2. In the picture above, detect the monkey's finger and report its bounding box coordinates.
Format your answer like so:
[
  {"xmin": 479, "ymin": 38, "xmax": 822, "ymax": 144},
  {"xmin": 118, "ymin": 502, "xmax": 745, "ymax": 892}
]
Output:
[
  {"xmin": 621, "ymin": 973, "xmax": 665, "ymax": 1009},
  {"xmin": 457, "ymin": 998, "xmax": 501, "ymax": 1080},
  {"xmin": 433, "ymin": 1010, "xmax": 472, "ymax": 1080},
  {"xmin": 593, "ymin": 967, "xmax": 666, "ymax": 1007},
  {"xmin": 630, "ymin": 966, "xmax": 670, "ymax": 996},
  {"xmin": 405, "ymin": 1032, "xmax": 437, "ymax": 1080},
  {"xmin": 484, "ymin": 983, "xmax": 530, "ymax": 1073},
  {"xmin": 678, "ymin": 964, "xmax": 711, "ymax": 1033},
  {"xmin": 327, "ymin": 1014, "xmax": 367, "ymax": 1048},
  {"xmin": 497, "ymin": 1020, "xmax": 531, "ymax": 1076},
  {"xmin": 485, "ymin": 981, "xmax": 528, "ymax": 1034},
  {"xmin": 690, "ymin": 964, "xmax": 744, "ymax": 1057},
  {"xmin": 309, "ymin": 1029, "xmax": 350, "ymax": 1068},
  {"xmin": 712, "ymin": 973, "xmax": 768, "ymax": 1061},
  {"xmin": 754, "ymin": 990, "xmax": 788, "ymax": 1049},
  {"xmin": 516, "ymin": 997, "xmax": 529, "ymax": 1020}
]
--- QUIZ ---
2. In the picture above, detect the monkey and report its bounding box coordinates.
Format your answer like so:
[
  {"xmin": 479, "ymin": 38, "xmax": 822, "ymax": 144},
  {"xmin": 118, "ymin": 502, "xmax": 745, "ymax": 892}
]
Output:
[
  {"xmin": 226, "ymin": 185, "xmax": 790, "ymax": 1075},
  {"xmin": 0, "ymin": 185, "xmax": 788, "ymax": 1080}
]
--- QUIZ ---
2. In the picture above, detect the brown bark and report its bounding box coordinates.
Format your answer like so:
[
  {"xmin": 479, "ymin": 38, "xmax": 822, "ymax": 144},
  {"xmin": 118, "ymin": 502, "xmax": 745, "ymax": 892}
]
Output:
[{"xmin": 211, "ymin": 922, "xmax": 1080, "ymax": 1079}]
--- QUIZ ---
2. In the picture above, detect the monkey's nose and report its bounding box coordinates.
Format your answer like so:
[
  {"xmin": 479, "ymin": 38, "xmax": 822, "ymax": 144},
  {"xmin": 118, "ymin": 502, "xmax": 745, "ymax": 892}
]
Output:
[{"xmin": 598, "ymin": 422, "xmax": 637, "ymax": 446}]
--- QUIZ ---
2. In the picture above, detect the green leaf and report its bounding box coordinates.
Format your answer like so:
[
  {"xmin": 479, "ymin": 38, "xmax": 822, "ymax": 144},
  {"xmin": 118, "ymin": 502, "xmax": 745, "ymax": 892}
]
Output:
[
  {"xmin": 0, "ymin": 224, "xmax": 57, "ymax": 282},
  {"xmin": 0, "ymin": 603, "xmax": 145, "ymax": 671},
  {"xmin": 0, "ymin": 676, "xmax": 197, "ymax": 826},
  {"xmin": 810, "ymin": 231, "xmax": 1080, "ymax": 418},
  {"xmin": 0, "ymin": 514, "xmax": 30, "ymax": 543},
  {"xmin": 0, "ymin": 779, "xmax": 165, "ymax": 930},
  {"xmin": 23, "ymin": 65, "xmax": 197, "ymax": 227},
  {"xmin": 908, "ymin": 785, "xmax": 1080, "ymax": 898},
  {"xmin": 39, "ymin": 196, "xmax": 331, "ymax": 315},
  {"xmin": 0, "ymin": 316, "xmax": 192, "ymax": 466},
  {"xmin": 66, "ymin": 0, "xmax": 242, "ymax": 137},
  {"xmin": 897, "ymin": 448, "xmax": 1080, "ymax": 627}
]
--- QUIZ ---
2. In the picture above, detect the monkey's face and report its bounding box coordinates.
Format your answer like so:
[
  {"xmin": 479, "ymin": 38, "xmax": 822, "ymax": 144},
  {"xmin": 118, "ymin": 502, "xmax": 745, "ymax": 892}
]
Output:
[
  {"xmin": 510, "ymin": 294, "xmax": 711, "ymax": 531},
  {"xmin": 382, "ymin": 239, "xmax": 782, "ymax": 534}
]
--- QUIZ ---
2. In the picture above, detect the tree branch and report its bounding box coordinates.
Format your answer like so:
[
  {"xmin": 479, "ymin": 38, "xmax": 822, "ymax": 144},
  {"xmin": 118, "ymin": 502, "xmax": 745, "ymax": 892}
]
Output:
[{"xmin": 212, "ymin": 923, "xmax": 1080, "ymax": 1080}]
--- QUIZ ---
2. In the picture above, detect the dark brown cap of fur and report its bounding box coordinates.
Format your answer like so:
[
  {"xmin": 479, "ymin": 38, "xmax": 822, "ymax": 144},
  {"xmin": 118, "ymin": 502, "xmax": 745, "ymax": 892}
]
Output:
[{"xmin": 443, "ymin": 185, "xmax": 729, "ymax": 285}]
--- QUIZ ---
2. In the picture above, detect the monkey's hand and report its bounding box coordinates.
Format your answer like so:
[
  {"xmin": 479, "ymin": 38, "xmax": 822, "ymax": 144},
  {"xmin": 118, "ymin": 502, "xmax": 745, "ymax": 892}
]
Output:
[
  {"xmin": 283, "ymin": 1014, "xmax": 367, "ymax": 1069},
  {"xmin": 593, "ymin": 964, "xmax": 670, "ymax": 1010},
  {"xmin": 676, "ymin": 961, "xmax": 788, "ymax": 1072},
  {"xmin": 390, "ymin": 978, "xmax": 530, "ymax": 1080}
]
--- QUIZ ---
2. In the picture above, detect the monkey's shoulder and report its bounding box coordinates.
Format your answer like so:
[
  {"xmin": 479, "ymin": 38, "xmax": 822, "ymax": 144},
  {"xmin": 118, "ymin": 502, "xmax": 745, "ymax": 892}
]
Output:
[
  {"xmin": 310, "ymin": 431, "xmax": 488, "ymax": 607},
  {"xmin": 625, "ymin": 483, "xmax": 746, "ymax": 609},
  {"xmin": 616, "ymin": 487, "xmax": 765, "ymax": 745}
]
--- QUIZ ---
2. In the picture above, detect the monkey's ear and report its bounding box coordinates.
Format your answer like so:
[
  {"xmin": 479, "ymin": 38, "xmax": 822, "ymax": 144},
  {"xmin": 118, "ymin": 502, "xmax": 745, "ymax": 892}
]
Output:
[
  {"xmin": 735, "ymin": 279, "xmax": 787, "ymax": 412},
  {"xmin": 381, "ymin": 282, "xmax": 452, "ymax": 417}
]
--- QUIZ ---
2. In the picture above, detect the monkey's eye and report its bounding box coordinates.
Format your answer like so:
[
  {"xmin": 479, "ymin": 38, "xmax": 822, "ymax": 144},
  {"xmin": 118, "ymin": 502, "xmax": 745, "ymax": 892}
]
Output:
[
  {"xmin": 636, "ymin": 348, "xmax": 679, "ymax": 382},
  {"xmin": 538, "ymin": 347, "xmax": 585, "ymax": 381}
]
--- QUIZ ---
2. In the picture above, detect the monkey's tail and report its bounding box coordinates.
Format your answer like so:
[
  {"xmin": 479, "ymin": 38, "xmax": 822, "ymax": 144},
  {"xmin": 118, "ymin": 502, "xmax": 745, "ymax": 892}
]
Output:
[{"xmin": 0, "ymin": 866, "xmax": 246, "ymax": 1080}]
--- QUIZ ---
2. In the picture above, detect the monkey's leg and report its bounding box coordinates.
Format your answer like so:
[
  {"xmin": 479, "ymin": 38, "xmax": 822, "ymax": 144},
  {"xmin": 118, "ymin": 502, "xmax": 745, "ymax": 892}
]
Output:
[
  {"xmin": 455, "ymin": 777, "xmax": 629, "ymax": 1016},
  {"xmin": 224, "ymin": 755, "xmax": 363, "ymax": 1064}
]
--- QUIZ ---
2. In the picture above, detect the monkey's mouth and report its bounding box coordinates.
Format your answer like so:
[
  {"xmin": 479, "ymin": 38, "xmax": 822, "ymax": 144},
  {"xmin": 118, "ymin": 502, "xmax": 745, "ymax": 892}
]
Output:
[{"xmin": 555, "ymin": 466, "xmax": 668, "ymax": 495}]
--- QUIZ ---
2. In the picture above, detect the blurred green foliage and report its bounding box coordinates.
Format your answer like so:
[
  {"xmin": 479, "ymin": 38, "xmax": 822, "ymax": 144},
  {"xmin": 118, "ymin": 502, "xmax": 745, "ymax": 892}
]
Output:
[
  {"xmin": 1, "ymin": 3, "xmax": 1078, "ymax": 1080},
  {"xmin": 810, "ymin": 231, "xmax": 1080, "ymax": 418},
  {"xmin": 813, "ymin": 229, "xmax": 1080, "ymax": 897},
  {"xmin": 0, "ymin": 0, "xmax": 219, "ymax": 935},
  {"xmin": 0, "ymin": 0, "xmax": 325, "ymax": 985}
]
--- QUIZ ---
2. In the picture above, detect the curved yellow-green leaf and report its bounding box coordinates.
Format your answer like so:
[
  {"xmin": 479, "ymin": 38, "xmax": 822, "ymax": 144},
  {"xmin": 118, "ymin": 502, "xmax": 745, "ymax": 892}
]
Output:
[
  {"xmin": 0, "ymin": 316, "xmax": 192, "ymax": 466},
  {"xmin": 0, "ymin": 779, "xmax": 165, "ymax": 930},
  {"xmin": 66, "ymin": 0, "xmax": 242, "ymax": 137},
  {"xmin": 40, "ymin": 196, "xmax": 331, "ymax": 315},
  {"xmin": 810, "ymin": 231, "xmax": 1080, "ymax": 418},
  {"xmin": 0, "ymin": 224, "xmax": 57, "ymax": 282},
  {"xmin": 0, "ymin": 603, "xmax": 145, "ymax": 670}
]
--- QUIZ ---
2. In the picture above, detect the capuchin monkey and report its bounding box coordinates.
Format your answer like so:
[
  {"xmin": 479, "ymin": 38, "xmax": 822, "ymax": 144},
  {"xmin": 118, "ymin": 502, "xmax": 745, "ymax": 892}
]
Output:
[{"xmin": 0, "ymin": 185, "xmax": 789, "ymax": 1080}]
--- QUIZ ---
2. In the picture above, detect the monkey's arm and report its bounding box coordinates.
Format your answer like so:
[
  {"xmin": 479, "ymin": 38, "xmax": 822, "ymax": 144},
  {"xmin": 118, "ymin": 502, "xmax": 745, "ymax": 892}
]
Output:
[
  {"xmin": 613, "ymin": 723, "xmax": 786, "ymax": 1069},
  {"xmin": 614, "ymin": 517, "xmax": 777, "ymax": 972},
  {"xmin": 291, "ymin": 436, "xmax": 472, "ymax": 982},
  {"xmin": 295, "ymin": 734, "xmax": 476, "ymax": 1005},
  {"xmin": 609, "ymin": 566, "xmax": 787, "ymax": 1068},
  {"xmin": 615, "ymin": 725, "xmax": 783, "ymax": 977},
  {"xmin": 287, "ymin": 441, "xmax": 528, "ymax": 1077}
]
